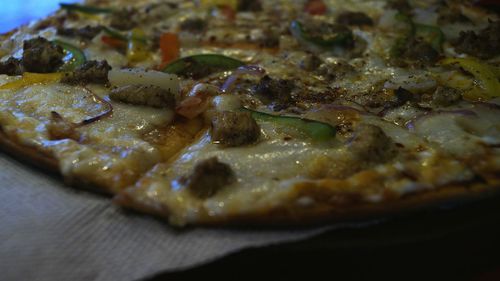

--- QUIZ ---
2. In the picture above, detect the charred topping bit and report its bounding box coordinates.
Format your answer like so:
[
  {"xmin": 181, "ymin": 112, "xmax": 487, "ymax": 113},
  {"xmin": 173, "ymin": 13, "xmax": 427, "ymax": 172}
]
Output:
[
  {"xmin": 211, "ymin": 111, "xmax": 260, "ymax": 147},
  {"xmin": 348, "ymin": 36, "xmax": 368, "ymax": 58},
  {"xmin": 290, "ymin": 20, "xmax": 354, "ymax": 49},
  {"xmin": 376, "ymin": 87, "xmax": 419, "ymax": 115},
  {"xmin": 378, "ymin": 87, "xmax": 419, "ymax": 113},
  {"xmin": 299, "ymin": 53, "xmax": 322, "ymax": 71},
  {"xmin": 22, "ymin": 37, "xmax": 65, "ymax": 73},
  {"xmin": 257, "ymin": 30, "xmax": 281, "ymax": 48},
  {"xmin": 57, "ymin": 25, "xmax": 103, "ymax": 40},
  {"xmin": 431, "ymin": 86, "xmax": 462, "ymax": 107},
  {"xmin": 348, "ymin": 124, "xmax": 397, "ymax": 163},
  {"xmin": 110, "ymin": 8, "xmax": 138, "ymax": 31},
  {"xmin": 61, "ymin": 60, "xmax": 111, "ymax": 85},
  {"xmin": 390, "ymin": 13, "xmax": 443, "ymax": 66},
  {"xmin": 397, "ymin": 37, "xmax": 440, "ymax": 66},
  {"xmin": 454, "ymin": 21, "xmax": 500, "ymax": 60},
  {"xmin": 393, "ymin": 13, "xmax": 444, "ymax": 53},
  {"xmin": 316, "ymin": 60, "xmax": 355, "ymax": 81},
  {"xmin": 180, "ymin": 18, "xmax": 207, "ymax": 33},
  {"xmin": 0, "ymin": 57, "xmax": 24, "ymax": 76},
  {"xmin": 253, "ymin": 75, "xmax": 295, "ymax": 111},
  {"xmin": 335, "ymin": 11, "xmax": 374, "ymax": 26},
  {"xmin": 386, "ymin": 0, "xmax": 412, "ymax": 13},
  {"xmin": 180, "ymin": 157, "xmax": 235, "ymax": 199},
  {"xmin": 109, "ymin": 84, "xmax": 176, "ymax": 108},
  {"xmin": 237, "ymin": 0, "xmax": 262, "ymax": 12},
  {"xmin": 394, "ymin": 87, "xmax": 417, "ymax": 105}
]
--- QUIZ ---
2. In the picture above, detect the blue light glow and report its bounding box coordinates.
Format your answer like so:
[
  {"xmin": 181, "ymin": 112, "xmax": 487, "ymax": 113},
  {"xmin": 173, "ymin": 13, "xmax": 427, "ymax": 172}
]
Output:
[{"xmin": 1, "ymin": 0, "xmax": 81, "ymax": 33}]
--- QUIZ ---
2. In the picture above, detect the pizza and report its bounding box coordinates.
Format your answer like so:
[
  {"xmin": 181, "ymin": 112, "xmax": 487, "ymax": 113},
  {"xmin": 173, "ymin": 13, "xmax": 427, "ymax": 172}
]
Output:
[{"xmin": 0, "ymin": 0, "xmax": 499, "ymax": 226}]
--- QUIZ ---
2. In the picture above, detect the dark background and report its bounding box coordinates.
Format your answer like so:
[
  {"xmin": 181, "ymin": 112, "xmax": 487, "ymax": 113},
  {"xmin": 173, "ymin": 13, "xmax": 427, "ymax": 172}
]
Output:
[
  {"xmin": 3, "ymin": 1, "xmax": 500, "ymax": 280},
  {"xmin": 151, "ymin": 196, "xmax": 500, "ymax": 280}
]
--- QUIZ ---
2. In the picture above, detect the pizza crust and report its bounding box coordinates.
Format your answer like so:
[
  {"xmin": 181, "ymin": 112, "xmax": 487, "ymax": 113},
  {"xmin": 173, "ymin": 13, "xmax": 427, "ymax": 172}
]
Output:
[
  {"xmin": 0, "ymin": 130, "xmax": 59, "ymax": 173},
  {"xmin": 0, "ymin": 129, "xmax": 122, "ymax": 196},
  {"xmin": 115, "ymin": 176, "xmax": 498, "ymax": 227}
]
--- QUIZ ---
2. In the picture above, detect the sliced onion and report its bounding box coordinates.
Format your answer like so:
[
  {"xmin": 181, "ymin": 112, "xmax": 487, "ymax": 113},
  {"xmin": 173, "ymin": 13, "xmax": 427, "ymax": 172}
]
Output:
[
  {"xmin": 384, "ymin": 71, "xmax": 437, "ymax": 93},
  {"xmin": 472, "ymin": 101, "xmax": 500, "ymax": 110},
  {"xmin": 78, "ymin": 88, "xmax": 113, "ymax": 126},
  {"xmin": 108, "ymin": 68, "xmax": 180, "ymax": 97},
  {"xmin": 406, "ymin": 107, "xmax": 500, "ymax": 156},
  {"xmin": 406, "ymin": 109, "xmax": 477, "ymax": 131},
  {"xmin": 187, "ymin": 83, "xmax": 220, "ymax": 97},
  {"xmin": 53, "ymin": 87, "xmax": 114, "ymax": 127},
  {"xmin": 220, "ymin": 65, "xmax": 266, "ymax": 93}
]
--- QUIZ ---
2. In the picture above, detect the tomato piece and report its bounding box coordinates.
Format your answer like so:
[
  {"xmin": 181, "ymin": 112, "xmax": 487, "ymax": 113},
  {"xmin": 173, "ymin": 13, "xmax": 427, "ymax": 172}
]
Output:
[
  {"xmin": 218, "ymin": 5, "xmax": 236, "ymax": 21},
  {"xmin": 304, "ymin": 0, "xmax": 327, "ymax": 15},
  {"xmin": 101, "ymin": 35, "xmax": 126, "ymax": 48},
  {"xmin": 159, "ymin": 32, "xmax": 181, "ymax": 69}
]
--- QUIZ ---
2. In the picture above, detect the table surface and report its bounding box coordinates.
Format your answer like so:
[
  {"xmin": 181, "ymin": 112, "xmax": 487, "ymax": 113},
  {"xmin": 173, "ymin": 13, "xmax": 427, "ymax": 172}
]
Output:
[{"xmin": 155, "ymin": 196, "xmax": 500, "ymax": 281}]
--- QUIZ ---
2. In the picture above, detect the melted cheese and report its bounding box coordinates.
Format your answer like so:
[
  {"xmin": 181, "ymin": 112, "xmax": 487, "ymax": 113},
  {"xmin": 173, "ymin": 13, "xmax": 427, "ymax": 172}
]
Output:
[
  {"xmin": 0, "ymin": 78, "xmax": 174, "ymax": 192},
  {"xmin": 126, "ymin": 120, "xmax": 346, "ymax": 224}
]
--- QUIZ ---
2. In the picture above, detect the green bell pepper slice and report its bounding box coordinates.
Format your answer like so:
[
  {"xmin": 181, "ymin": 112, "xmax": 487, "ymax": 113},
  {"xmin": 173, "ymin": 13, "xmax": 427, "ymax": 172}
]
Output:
[
  {"xmin": 162, "ymin": 54, "xmax": 245, "ymax": 79},
  {"xmin": 290, "ymin": 20, "xmax": 353, "ymax": 48},
  {"xmin": 53, "ymin": 40, "xmax": 86, "ymax": 72},
  {"xmin": 243, "ymin": 108, "xmax": 336, "ymax": 142},
  {"xmin": 102, "ymin": 27, "xmax": 149, "ymax": 44}
]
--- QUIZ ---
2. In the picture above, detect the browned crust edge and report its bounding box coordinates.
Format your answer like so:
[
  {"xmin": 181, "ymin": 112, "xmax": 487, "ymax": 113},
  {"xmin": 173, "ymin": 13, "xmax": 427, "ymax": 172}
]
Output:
[
  {"xmin": 0, "ymin": 131, "xmax": 59, "ymax": 173},
  {"xmin": 115, "ymin": 177, "xmax": 500, "ymax": 227},
  {"xmin": 0, "ymin": 130, "xmax": 113, "ymax": 195}
]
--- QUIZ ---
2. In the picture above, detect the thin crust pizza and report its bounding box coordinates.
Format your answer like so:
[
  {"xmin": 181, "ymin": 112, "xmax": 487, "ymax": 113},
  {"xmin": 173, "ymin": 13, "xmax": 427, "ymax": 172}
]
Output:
[{"xmin": 0, "ymin": 0, "xmax": 499, "ymax": 226}]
